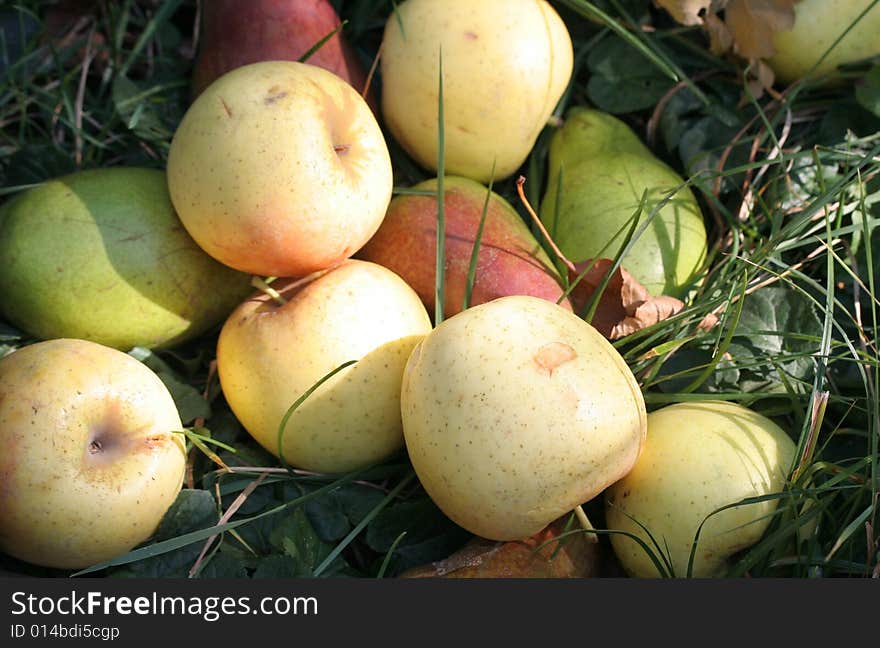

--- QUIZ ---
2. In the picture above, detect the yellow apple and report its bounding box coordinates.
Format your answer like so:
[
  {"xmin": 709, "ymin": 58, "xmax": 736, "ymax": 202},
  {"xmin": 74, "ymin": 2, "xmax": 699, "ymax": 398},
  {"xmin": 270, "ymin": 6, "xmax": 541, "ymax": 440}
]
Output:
[
  {"xmin": 400, "ymin": 295, "xmax": 647, "ymax": 541},
  {"xmin": 0, "ymin": 339, "xmax": 187, "ymax": 570},
  {"xmin": 604, "ymin": 400, "xmax": 797, "ymax": 578},
  {"xmin": 216, "ymin": 260, "xmax": 432, "ymax": 473},
  {"xmin": 167, "ymin": 60, "xmax": 393, "ymax": 278},
  {"xmin": 768, "ymin": 0, "xmax": 880, "ymax": 85},
  {"xmin": 380, "ymin": 0, "xmax": 574, "ymax": 183}
]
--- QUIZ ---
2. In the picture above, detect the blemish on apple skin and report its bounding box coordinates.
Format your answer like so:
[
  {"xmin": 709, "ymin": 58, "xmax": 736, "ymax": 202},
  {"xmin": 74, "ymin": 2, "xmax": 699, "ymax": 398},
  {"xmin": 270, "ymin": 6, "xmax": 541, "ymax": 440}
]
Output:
[
  {"xmin": 219, "ymin": 97, "xmax": 233, "ymax": 118},
  {"xmin": 533, "ymin": 342, "xmax": 577, "ymax": 376},
  {"xmin": 464, "ymin": 31, "xmax": 478, "ymax": 40},
  {"xmin": 264, "ymin": 89, "xmax": 288, "ymax": 105},
  {"xmin": 142, "ymin": 435, "xmax": 168, "ymax": 450}
]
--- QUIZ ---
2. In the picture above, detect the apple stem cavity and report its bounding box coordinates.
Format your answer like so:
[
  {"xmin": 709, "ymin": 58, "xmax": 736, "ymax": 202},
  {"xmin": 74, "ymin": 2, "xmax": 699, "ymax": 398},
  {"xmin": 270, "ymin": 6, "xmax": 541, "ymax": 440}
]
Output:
[
  {"xmin": 251, "ymin": 275, "xmax": 287, "ymax": 306},
  {"xmin": 574, "ymin": 504, "xmax": 599, "ymax": 544},
  {"xmin": 515, "ymin": 176, "xmax": 577, "ymax": 276}
]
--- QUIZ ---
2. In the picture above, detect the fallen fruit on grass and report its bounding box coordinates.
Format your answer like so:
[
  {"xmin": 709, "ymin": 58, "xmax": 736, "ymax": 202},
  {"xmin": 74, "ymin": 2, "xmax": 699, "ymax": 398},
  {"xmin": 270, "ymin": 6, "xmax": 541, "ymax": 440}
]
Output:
[
  {"xmin": 768, "ymin": 0, "xmax": 880, "ymax": 85},
  {"xmin": 216, "ymin": 260, "xmax": 432, "ymax": 473},
  {"xmin": 358, "ymin": 175, "xmax": 570, "ymax": 318},
  {"xmin": 0, "ymin": 167, "xmax": 252, "ymax": 350},
  {"xmin": 540, "ymin": 107, "xmax": 707, "ymax": 298},
  {"xmin": 401, "ymin": 295, "xmax": 647, "ymax": 541},
  {"xmin": 191, "ymin": 0, "xmax": 372, "ymax": 105},
  {"xmin": 399, "ymin": 516, "xmax": 601, "ymax": 578},
  {"xmin": 0, "ymin": 338, "xmax": 186, "ymax": 570},
  {"xmin": 604, "ymin": 400, "xmax": 797, "ymax": 578},
  {"xmin": 167, "ymin": 60, "xmax": 392, "ymax": 278},
  {"xmin": 380, "ymin": 0, "xmax": 573, "ymax": 183}
]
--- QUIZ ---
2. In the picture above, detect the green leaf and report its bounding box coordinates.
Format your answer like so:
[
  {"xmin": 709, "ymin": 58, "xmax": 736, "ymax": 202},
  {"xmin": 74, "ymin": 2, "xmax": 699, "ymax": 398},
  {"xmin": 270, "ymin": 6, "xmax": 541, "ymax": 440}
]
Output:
[
  {"xmin": 110, "ymin": 489, "xmax": 219, "ymax": 578},
  {"xmin": 653, "ymin": 347, "xmax": 742, "ymax": 394},
  {"xmin": 129, "ymin": 347, "xmax": 211, "ymax": 424},
  {"xmin": 586, "ymin": 36, "xmax": 676, "ymax": 114},
  {"xmin": 365, "ymin": 498, "xmax": 472, "ymax": 575},
  {"xmin": 658, "ymin": 89, "xmax": 704, "ymax": 153},
  {"xmin": 251, "ymin": 554, "xmax": 302, "ymax": 579},
  {"xmin": 816, "ymin": 97, "xmax": 880, "ymax": 145},
  {"xmin": 855, "ymin": 65, "xmax": 880, "ymax": 117},
  {"xmin": 726, "ymin": 286, "xmax": 823, "ymax": 387},
  {"xmin": 4, "ymin": 144, "xmax": 76, "ymax": 186},
  {"xmin": 194, "ymin": 552, "xmax": 248, "ymax": 579},
  {"xmin": 270, "ymin": 508, "xmax": 345, "ymax": 577},
  {"xmin": 304, "ymin": 484, "xmax": 386, "ymax": 542},
  {"xmin": 111, "ymin": 75, "xmax": 172, "ymax": 142},
  {"xmin": 678, "ymin": 115, "xmax": 744, "ymax": 189},
  {"xmin": 153, "ymin": 489, "xmax": 219, "ymax": 541}
]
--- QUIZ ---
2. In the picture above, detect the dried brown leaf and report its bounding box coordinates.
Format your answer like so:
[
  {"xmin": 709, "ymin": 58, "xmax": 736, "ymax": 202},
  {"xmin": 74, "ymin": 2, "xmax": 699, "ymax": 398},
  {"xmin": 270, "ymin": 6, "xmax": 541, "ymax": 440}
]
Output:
[
  {"xmin": 725, "ymin": 0, "xmax": 797, "ymax": 60},
  {"xmin": 567, "ymin": 259, "xmax": 685, "ymax": 340},
  {"xmin": 742, "ymin": 58, "xmax": 778, "ymax": 101},
  {"xmin": 698, "ymin": 311, "xmax": 721, "ymax": 331},
  {"xmin": 398, "ymin": 518, "xmax": 600, "ymax": 579},
  {"xmin": 653, "ymin": 0, "xmax": 715, "ymax": 25},
  {"xmin": 704, "ymin": 11, "xmax": 734, "ymax": 55}
]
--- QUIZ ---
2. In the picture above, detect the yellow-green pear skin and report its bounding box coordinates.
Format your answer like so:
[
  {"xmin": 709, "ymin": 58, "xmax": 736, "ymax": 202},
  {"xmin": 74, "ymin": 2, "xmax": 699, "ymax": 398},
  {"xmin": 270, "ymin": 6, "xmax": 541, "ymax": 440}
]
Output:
[
  {"xmin": 380, "ymin": 0, "xmax": 573, "ymax": 183},
  {"xmin": 540, "ymin": 108, "xmax": 707, "ymax": 297},
  {"xmin": 604, "ymin": 401, "xmax": 797, "ymax": 578},
  {"xmin": 216, "ymin": 260, "xmax": 432, "ymax": 474},
  {"xmin": 0, "ymin": 168, "xmax": 252, "ymax": 350},
  {"xmin": 401, "ymin": 295, "xmax": 647, "ymax": 541},
  {"xmin": 768, "ymin": 0, "xmax": 880, "ymax": 85}
]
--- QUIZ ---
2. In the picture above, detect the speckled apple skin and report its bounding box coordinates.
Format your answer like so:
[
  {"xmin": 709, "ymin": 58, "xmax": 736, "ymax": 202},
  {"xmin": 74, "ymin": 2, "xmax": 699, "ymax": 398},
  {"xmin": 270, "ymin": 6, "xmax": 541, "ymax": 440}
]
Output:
[
  {"xmin": 769, "ymin": 0, "xmax": 880, "ymax": 85},
  {"xmin": 380, "ymin": 0, "xmax": 573, "ymax": 183},
  {"xmin": 400, "ymin": 295, "xmax": 647, "ymax": 541},
  {"xmin": 605, "ymin": 400, "xmax": 797, "ymax": 578},
  {"xmin": 217, "ymin": 260, "xmax": 432, "ymax": 473},
  {"xmin": 0, "ymin": 339, "xmax": 186, "ymax": 570},
  {"xmin": 167, "ymin": 60, "xmax": 392, "ymax": 278}
]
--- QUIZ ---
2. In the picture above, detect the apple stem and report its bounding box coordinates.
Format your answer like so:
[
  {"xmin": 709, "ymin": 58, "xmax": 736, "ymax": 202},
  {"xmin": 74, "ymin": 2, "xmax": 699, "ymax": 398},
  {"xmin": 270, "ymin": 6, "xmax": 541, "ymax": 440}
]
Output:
[
  {"xmin": 251, "ymin": 275, "xmax": 287, "ymax": 306},
  {"xmin": 574, "ymin": 504, "xmax": 599, "ymax": 544},
  {"xmin": 515, "ymin": 176, "xmax": 577, "ymax": 276}
]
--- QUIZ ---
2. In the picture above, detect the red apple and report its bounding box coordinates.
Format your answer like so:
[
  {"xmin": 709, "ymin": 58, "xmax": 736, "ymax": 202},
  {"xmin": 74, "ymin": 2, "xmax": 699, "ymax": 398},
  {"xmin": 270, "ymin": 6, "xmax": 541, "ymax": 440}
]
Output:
[
  {"xmin": 358, "ymin": 175, "xmax": 570, "ymax": 318},
  {"xmin": 191, "ymin": 0, "xmax": 373, "ymax": 108}
]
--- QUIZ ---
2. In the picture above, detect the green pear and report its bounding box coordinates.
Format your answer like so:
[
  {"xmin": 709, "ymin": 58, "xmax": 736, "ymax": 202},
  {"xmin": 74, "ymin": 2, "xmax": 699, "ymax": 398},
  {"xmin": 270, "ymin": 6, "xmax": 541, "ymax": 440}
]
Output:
[
  {"xmin": 768, "ymin": 0, "xmax": 880, "ymax": 85},
  {"xmin": 540, "ymin": 108, "xmax": 707, "ymax": 297},
  {"xmin": 0, "ymin": 167, "xmax": 252, "ymax": 350}
]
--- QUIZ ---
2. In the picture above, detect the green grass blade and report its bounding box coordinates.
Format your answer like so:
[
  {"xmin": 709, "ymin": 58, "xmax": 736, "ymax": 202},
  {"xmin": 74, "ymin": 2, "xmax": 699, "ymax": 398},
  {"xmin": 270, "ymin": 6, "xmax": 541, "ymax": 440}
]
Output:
[
  {"xmin": 71, "ymin": 467, "xmax": 371, "ymax": 576},
  {"xmin": 276, "ymin": 360, "xmax": 358, "ymax": 472},
  {"xmin": 298, "ymin": 21, "xmax": 347, "ymax": 64},
  {"xmin": 434, "ymin": 47, "xmax": 446, "ymax": 324},
  {"xmin": 462, "ymin": 162, "xmax": 496, "ymax": 311}
]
